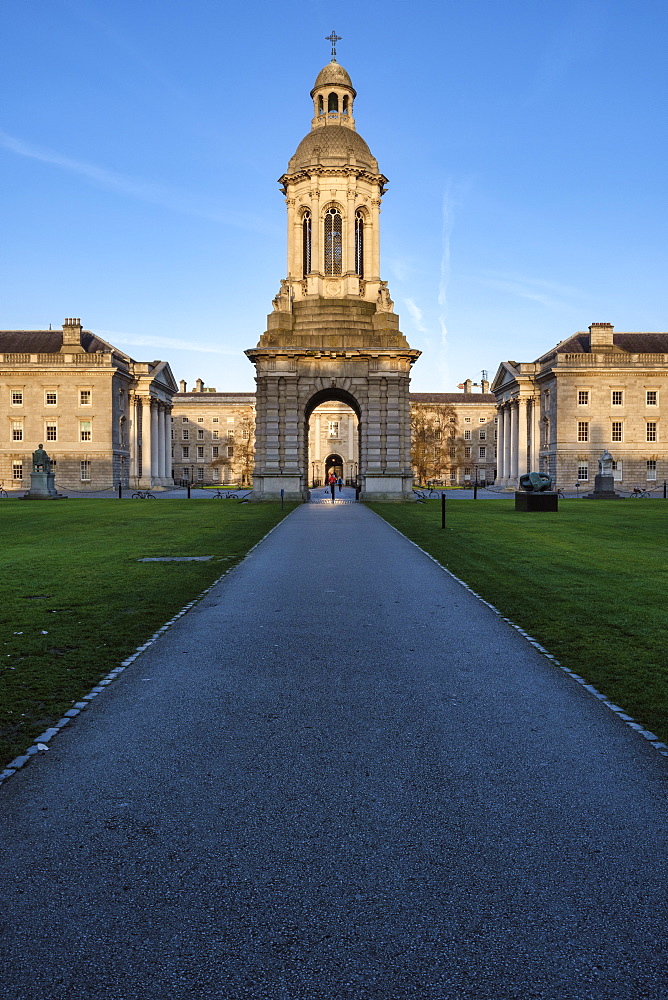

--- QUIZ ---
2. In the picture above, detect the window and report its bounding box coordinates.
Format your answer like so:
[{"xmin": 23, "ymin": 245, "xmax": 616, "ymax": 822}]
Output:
[
  {"xmin": 302, "ymin": 210, "xmax": 312, "ymax": 277},
  {"xmin": 242, "ymin": 428, "xmax": 250, "ymax": 439},
  {"xmin": 182, "ymin": 429, "xmax": 189, "ymax": 440},
  {"xmin": 464, "ymin": 446, "xmax": 471, "ymax": 458},
  {"xmin": 12, "ymin": 461, "xmax": 22, "ymax": 481},
  {"xmin": 479, "ymin": 447, "xmax": 486, "ymax": 459},
  {"xmin": 612, "ymin": 390, "xmax": 624, "ymax": 406},
  {"xmin": 197, "ymin": 417, "xmax": 204, "ymax": 423},
  {"xmin": 578, "ymin": 390, "xmax": 589, "ymax": 406},
  {"xmin": 182, "ymin": 417, "xmax": 188, "ymax": 423},
  {"xmin": 329, "ymin": 421, "xmax": 339, "ymax": 438},
  {"xmin": 449, "ymin": 447, "xmax": 456, "ymax": 458},
  {"xmin": 612, "ymin": 460, "xmax": 623, "ymax": 482},
  {"xmin": 171, "ymin": 429, "xmax": 174, "ymax": 440},
  {"xmin": 479, "ymin": 430, "xmax": 486, "ymax": 440},
  {"xmin": 11, "ymin": 391, "xmax": 23, "ymax": 406},
  {"xmin": 324, "ymin": 207, "xmax": 342, "ymax": 275},
  {"xmin": 197, "ymin": 429, "xmax": 204, "ymax": 440},
  {"xmin": 464, "ymin": 417, "xmax": 471, "ymax": 423},
  {"xmin": 79, "ymin": 390, "xmax": 91, "ymax": 406},
  {"xmin": 327, "ymin": 91, "xmax": 338, "ymax": 113},
  {"xmin": 45, "ymin": 392, "xmax": 57, "ymax": 406},
  {"xmin": 212, "ymin": 417, "xmax": 219, "ymax": 424},
  {"xmin": 464, "ymin": 430, "xmax": 471, "ymax": 440},
  {"xmin": 212, "ymin": 429, "xmax": 219, "ymax": 439},
  {"xmin": 577, "ymin": 421, "xmax": 589, "ymax": 442},
  {"xmin": 354, "ymin": 211, "xmax": 364, "ymax": 277},
  {"xmin": 197, "ymin": 446, "xmax": 204, "ymax": 459},
  {"xmin": 182, "ymin": 446, "xmax": 189, "ymax": 458},
  {"xmin": 212, "ymin": 446, "xmax": 219, "ymax": 458},
  {"xmin": 450, "ymin": 471, "xmax": 457, "ymax": 483},
  {"xmin": 647, "ymin": 422, "xmax": 657, "ymax": 442},
  {"xmin": 464, "ymin": 468, "xmax": 472, "ymax": 478},
  {"xmin": 611, "ymin": 421, "xmax": 623, "ymax": 442},
  {"xmin": 197, "ymin": 467, "xmax": 204, "ymax": 481},
  {"xmin": 227, "ymin": 445, "xmax": 234, "ymax": 458},
  {"xmin": 647, "ymin": 459, "xmax": 657, "ymax": 481},
  {"xmin": 647, "ymin": 390, "xmax": 658, "ymax": 406},
  {"xmin": 46, "ymin": 423, "xmax": 57, "ymax": 442},
  {"xmin": 80, "ymin": 461, "xmax": 91, "ymax": 482},
  {"xmin": 479, "ymin": 417, "xmax": 486, "ymax": 423},
  {"xmin": 578, "ymin": 464, "xmax": 589, "ymax": 481},
  {"xmin": 80, "ymin": 420, "xmax": 92, "ymax": 442},
  {"xmin": 12, "ymin": 421, "xmax": 23, "ymax": 441},
  {"xmin": 227, "ymin": 430, "xmax": 234, "ymax": 442}
]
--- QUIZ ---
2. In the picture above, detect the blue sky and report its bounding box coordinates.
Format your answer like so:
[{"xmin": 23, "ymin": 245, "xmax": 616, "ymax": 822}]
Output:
[{"xmin": 2, "ymin": 0, "xmax": 667, "ymax": 392}]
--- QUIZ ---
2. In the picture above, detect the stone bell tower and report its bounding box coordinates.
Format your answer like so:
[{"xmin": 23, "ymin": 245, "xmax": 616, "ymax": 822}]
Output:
[{"xmin": 246, "ymin": 37, "xmax": 420, "ymax": 501}]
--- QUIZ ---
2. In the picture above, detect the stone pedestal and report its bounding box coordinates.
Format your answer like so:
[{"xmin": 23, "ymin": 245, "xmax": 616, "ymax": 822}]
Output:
[
  {"xmin": 515, "ymin": 491, "xmax": 558, "ymax": 512},
  {"xmin": 23, "ymin": 471, "xmax": 64, "ymax": 499},
  {"xmin": 586, "ymin": 474, "xmax": 620, "ymax": 499}
]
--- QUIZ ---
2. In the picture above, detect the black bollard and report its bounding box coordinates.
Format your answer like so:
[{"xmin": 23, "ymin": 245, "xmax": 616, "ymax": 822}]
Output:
[
  {"xmin": 473, "ymin": 481, "xmax": 478, "ymax": 500},
  {"xmin": 187, "ymin": 483, "xmax": 191, "ymax": 499},
  {"xmin": 441, "ymin": 492, "xmax": 446, "ymax": 529},
  {"xmin": 664, "ymin": 480, "xmax": 667, "ymax": 500},
  {"xmin": 118, "ymin": 481, "xmax": 122, "ymax": 500}
]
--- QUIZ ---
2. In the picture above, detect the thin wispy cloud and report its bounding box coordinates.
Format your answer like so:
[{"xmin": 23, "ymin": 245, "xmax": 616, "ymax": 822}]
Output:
[
  {"xmin": 471, "ymin": 271, "xmax": 586, "ymax": 311},
  {"xmin": 0, "ymin": 130, "xmax": 275, "ymax": 235},
  {"xmin": 99, "ymin": 331, "xmax": 239, "ymax": 356},
  {"xmin": 403, "ymin": 298, "xmax": 427, "ymax": 333}
]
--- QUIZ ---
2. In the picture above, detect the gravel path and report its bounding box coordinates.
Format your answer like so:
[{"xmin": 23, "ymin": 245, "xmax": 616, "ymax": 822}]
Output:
[{"xmin": 1, "ymin": 502, "xmax": 667, "ymax": 999}]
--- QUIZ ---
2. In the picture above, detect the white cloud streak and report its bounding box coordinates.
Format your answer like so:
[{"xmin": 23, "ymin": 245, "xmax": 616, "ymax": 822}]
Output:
[
  {"xmin": 403, "ymin": 298, "xmax": 427, "ymax": 333},
  {"xmin": 98, "ymin": 331, "xmax": 239, "ymax": 356},
  {"xmin": 0, "ymin": 130, "xmax": 274, "ymax": 234}
]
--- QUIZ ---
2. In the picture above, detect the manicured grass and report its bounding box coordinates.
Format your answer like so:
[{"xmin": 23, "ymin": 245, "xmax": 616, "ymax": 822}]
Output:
[
  {"xmin": 368, "ymin": 499, "xmax": 668, "ymax": 744},
  {"xmin": 0, "ymin": 500, "xmax": 296, "ymax": 767}
]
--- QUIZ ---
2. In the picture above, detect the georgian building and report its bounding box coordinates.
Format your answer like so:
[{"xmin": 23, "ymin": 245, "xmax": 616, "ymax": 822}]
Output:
[
  {"xmin": 492, "ymin": 323, "xmax": 668, "ymax": 490},
  {"xmin": 171, "ymin": 381, "xmax": 255, "ymax": 485},
  {"xmin": 0, "ymin": 319, "xmax": 176, "ymax": 491},
  {"xmin": 410, "ymin": 383, "xmax": 498, "ymax": 485}
]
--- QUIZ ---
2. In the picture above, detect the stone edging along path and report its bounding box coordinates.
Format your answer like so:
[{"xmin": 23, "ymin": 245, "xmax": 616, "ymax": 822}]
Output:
[
  {"xmin": 0, "ymin": 514, "xmax": 297, "ymax": 789},
  {"xmin": 1, "ymin": 506, "xmax": 666, "ymax": 788}
]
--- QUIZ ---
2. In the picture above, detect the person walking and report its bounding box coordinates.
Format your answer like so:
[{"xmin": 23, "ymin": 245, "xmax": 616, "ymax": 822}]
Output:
[
  {"xmin": 337, "ymin": 476, "xmax": 343, "ymax": 493},
  {"xmin": 328, "ymin": 472, "xmax": 336, "ymax": 503}
]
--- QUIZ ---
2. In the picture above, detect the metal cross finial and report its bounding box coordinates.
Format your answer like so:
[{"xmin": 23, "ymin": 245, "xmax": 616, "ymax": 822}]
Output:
[{"xmin": 326, "ymin": 29, "xmax": 342, "ymax": 58}]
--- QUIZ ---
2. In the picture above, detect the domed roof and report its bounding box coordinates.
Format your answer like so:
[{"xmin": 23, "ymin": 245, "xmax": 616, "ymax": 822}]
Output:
[
  {"xmin": 288, "ymin": 125, "xmax": 378, "ymax": 173},
  {"xmin": 311, "ymin": 59, "xmax": 356, "ymax": 96}
]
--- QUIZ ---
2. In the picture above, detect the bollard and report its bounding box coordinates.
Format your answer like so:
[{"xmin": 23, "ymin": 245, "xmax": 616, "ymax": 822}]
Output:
[
  {"xmin": 441, "ymin": 492, "xmax": 446, "ymax": 529},
  {"xmin": 118, "ymin": 481, "xmax": 122, "ymax": 500},
  {"xmin": 281, "ymin": 488, "xmax": 284, "ymax": 510},
  {"xmin": 187, "ymin": 483, "xmax": 191, "ymax": 499},
  {"xmin": 473, "ymin": 482, "xmax": 478, "ymax": 500},
  {"xmin": 664, "ymin": 480, "xmax": 667, "ymax": 500}
]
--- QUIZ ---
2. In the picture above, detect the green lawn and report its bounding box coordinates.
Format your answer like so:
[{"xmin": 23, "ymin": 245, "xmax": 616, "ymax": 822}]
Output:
[
  {"xmin": 0, "ymin": 500, "xmax": 296, "ymax": 767},
  {"xmin": 368, "ymin": 499, "xmax": 668, "ymax": 744}
]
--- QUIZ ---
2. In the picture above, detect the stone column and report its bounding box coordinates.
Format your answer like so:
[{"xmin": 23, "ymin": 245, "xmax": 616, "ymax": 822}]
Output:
[
  {"xmin": 166, "ymin": 407, "xmax": 173, "ymax": 482},
  {"xmin": 157, "ymin": 404, "xmax": 166, "ymax": 482},
  {"xmin": 502, "ymin": 404, "xmax": 511, "ymax": 487},
  {"xmin": 311, "ymin": 187, "xmax": 321, "ymax": 277},
  {"xmin": 529, "ymin": 396, "xmax": 540, "ymax": 473},
  {"xmin": 496, "ymin": 405, "xmax": 504, "ymax": 483},
  {"xmin": 509, "ymin": 401, "xmax": 519, "ymax": 485},
  {"xmin": 517, "ymin": 398, "xmax": 528, "ymax": 479},
  {"xmin": 128, "ymin": 394, "xmax": 138, "ymax": 482},
  {"xmin": 346, "ymin": 187, "xmax": 355, "ymax": 277},
  {"xmin": 139, "ymin": 396, "xmax": 152, "ymax": 486},
  {"xmin": 151, "ymin": 400, "xmax": 159, "ymax": 485},
  {"xmin": 370, "ymin": 198, "xmax": 381, "ymax": 280}
]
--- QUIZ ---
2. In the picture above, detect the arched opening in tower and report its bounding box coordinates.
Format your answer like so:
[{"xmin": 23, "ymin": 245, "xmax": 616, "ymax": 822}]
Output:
[{"xmin": 305, "ymin": 392, "xmax": 360, "ymax": 493}]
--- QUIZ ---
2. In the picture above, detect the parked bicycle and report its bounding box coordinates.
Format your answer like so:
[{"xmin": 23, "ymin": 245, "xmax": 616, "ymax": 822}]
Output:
[
  {"xmin": 131, "ymin": 490, "xmax": 156, "ymax": 499},
  {"xmin": 413, "ymin": 487, "xmax": 439, "ymax": 501},
  {"xmin": 630, "ymin": 487, "xmax": 650, "ymax": 498},
  {"xmin": 0, "ymin": 482, "xmax": 8, "ymax": 499}
]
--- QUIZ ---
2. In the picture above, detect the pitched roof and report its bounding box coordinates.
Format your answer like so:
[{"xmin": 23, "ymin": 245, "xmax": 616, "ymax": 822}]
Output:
[
  {"xmin": 410, "ymin": 392, "xmax": 497, "ymax": 404},
  {"xmin": 545, "ymin": 331, "xmax": 668, "ymax": 356},
  {"xmin": 0, "ymin": 329, "xmax": 125, "ymax": 356}
]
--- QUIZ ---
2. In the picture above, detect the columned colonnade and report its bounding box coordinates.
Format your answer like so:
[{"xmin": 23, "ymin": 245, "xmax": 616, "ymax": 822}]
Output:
[
  {"xmin": 128, "ymin": 394, "xmax": 173, "ymax": 487},
  {"xmin": 495, "ymin": 395, "xmax": 540, "ymax": 488}
]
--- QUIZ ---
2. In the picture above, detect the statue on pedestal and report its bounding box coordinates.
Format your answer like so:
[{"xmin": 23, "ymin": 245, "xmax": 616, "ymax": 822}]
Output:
[
  {"xmin": 24, "ymin": 444, "xmax": 63, "ymax": 500},
  {"xmin": 32, "ymin": 445, "xmax": 51, "ymax": 473}
]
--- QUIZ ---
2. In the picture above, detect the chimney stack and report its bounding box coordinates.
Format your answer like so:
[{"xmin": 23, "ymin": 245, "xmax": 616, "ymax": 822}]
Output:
[
  {"xmin": 588, "ymin": 322, "xmax": 614, "ymax": 350},
  {"xmin": 464, "ymin": 379, "xmax": 472, "ymax": 394},
  {"xmin": 179, "ymin": 379, "xmax": 187, "ymax": 393},
  {"xmin": 195, "ymin": 378, "xmax": 204, "ymax": 392},
  {"xmin": 481, "ymin": 379, "xmax": 489, "ymax": 394},
  {"xmin": 61, "ymin": 317, "xmax": 85, "ymax": 353}
]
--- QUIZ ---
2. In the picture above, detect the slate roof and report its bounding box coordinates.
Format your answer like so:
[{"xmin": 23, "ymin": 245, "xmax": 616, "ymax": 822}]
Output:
[
  {"xmin": 176, "ymin": 392, "xmax": 255, "ymax": 399},
  {"xmin": 0, "ymin": 329, "xmax": 123, "ymax": 355},
  {"xmin": 549, "ymin": 332, "xmax": 668, "ymax": 355},
  {"xmin": 312, "ymin": 60, "xmax": 355, "ymax": 94},
  {"xmin": 288, "ymin": 126, "xmax": 378, "ymax": 173},
  {"xmin": 410, "ymin": 393, "xmax": 497, "ymax": 404}
]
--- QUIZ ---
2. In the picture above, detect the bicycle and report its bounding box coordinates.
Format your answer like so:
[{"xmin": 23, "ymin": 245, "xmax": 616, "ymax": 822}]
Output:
[
  {"xmin": 131, "ymin": 490, "xmax": 156, "ymax": 499},
  {"xmin": 630, "ymin": 487, "xmax": 650, "ymax": 498},
  {"xmin": 0, "ymin": 482, "xmax": 8, "ymax": 499},
  {"xmin": 413, "ymin": 487, "xmax": 439, "ymax": 501}
]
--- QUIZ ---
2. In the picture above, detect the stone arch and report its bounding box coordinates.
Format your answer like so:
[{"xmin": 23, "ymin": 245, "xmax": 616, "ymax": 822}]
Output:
[{"xmin": 304, "ymin": 386, "xmax": 361, "ymax": 493}]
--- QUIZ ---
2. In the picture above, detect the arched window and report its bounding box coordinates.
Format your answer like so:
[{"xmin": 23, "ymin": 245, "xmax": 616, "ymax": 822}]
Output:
[
  {"xmin": 302, "ymin": 211, "xmax": 311, "ymax": 277},
  {"xmin": 318, "ymin": 95, "xmax": 323, "ymax": 115},
  {"xmin": 354, "ymin": 211, "xmax": 364, "ymax": 277},
  {"xmin": 343, "ymin": 95, "xmax": 349, "ymax": 116},
  {"xmin": 324, "ymin": 207, "xmax": 342, "ymax": 275},
  {"xmin": 327, "ymin": 92, "xmax": 338, "ymax": 113}
]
